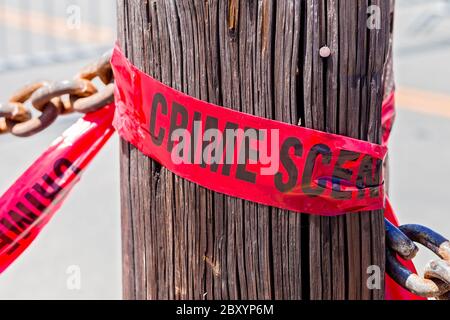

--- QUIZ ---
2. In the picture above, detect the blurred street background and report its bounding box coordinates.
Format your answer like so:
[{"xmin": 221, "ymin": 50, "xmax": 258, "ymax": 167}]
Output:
[{"xmin": 0, "ymin": 0, "xmax": 449, "ymax": 299}]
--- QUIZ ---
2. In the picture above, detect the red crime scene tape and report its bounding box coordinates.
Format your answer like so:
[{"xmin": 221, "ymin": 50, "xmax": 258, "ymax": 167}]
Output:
[
  {"xmin": 0, "ymin": 45, "xmax": 423, "ymax": 300},
  {"xmin": 0, "ymin": 104, "xmax": 115, "ymax": 273}
]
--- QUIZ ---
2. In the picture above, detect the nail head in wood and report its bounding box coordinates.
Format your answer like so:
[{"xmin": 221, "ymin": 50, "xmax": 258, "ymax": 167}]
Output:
[{"xmin": 319, "ymin": 46, "xmax": 331, "ymax": 58}]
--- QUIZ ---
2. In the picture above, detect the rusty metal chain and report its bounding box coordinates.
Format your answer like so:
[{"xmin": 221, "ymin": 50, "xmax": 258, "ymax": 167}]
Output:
[
  {"xmin": 0, "ymin": 50, "xmax": 114, "ymax": 138},
  {"xmin": 386, "ymin": 218, "xmax": 450, "ymax": 299}
]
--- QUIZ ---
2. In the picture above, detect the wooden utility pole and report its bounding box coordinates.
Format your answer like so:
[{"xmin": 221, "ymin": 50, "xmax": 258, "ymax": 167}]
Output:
[{"xmin": 117, "ymin": 0, "xmax": 393, "ymax": 300}]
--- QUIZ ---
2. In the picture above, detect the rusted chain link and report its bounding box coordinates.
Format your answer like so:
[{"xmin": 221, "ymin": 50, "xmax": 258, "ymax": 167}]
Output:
[
  {"xmin": 386, "ymin": 219, "xmax": 450, "ymax": 299},
  {"xmin": 0, "ymin": 50, "xmax": 113, "ymax": 138}
]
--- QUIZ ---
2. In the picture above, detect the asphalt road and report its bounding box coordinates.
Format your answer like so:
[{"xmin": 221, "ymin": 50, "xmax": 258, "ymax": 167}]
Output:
[{"xmin": 0, "ymin": 0, "xmax": 449, "ymax": 299}]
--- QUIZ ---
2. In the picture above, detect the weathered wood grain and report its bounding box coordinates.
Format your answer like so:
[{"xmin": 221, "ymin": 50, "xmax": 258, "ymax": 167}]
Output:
[{"xmin": 117, "ymin": 0, "xmax": 392, "ymax": 300}]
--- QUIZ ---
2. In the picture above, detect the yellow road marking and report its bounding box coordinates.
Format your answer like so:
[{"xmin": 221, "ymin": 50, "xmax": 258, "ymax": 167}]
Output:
[
  {"xmin": 1, "ymin": 5, "xmax": 449, "ymax": 120},
  {"xmin": 397, "ymin": 87, "xmax": 450, "ymax": 119},
  {"xmin": 0, "ymin": 4, "xmax": 114, "ymax": 44}
]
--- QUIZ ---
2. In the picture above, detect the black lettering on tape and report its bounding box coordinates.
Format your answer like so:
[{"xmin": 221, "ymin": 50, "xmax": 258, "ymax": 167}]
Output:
[
  {"xmin": 302, "ymin": 144, "xmax": 332, "ymax": 197},
  {"xmin": 150, "ymin": 92, "xmax": 167, "ymax": 146},
  {"xmin": 357, "ymin": 155, "xmax": 383, "ymax": 198},
  {"xmin": 222, "ymin": 122, "xmax": 239, "ymax": 176},
  {"xmin": 236, "ymin": 128, "xmax": 259, "ymax": 184},
  {"xmin": 167, "ymin": 102, "xmax": 188, "ymax": 153},
  {"xmin": 200, "ymin": 116, "xmax": 219, "ymax": 169},
  {"xmin": 16, "ymin": 202, "xmax": 38, "ymax": 220},
  {"xmin": 275, "ymin": 137, "xmax": 303, "ymax": 193},
  {"xmin": 54, "ymin": 158, "xmax": 81, "ymax": 178},
  {"xmin": 331, "ymin": 150, "xmax": 360, "ymax": 200},
  {"xmin": 8, "ymin": 210, "xmax": 33, "ymax": 232},
  {"xmin": 33, "ymin": 174, "xmax": 62, "ymax": 201},
  {"xmin": 0, "ymin": 230, "xmax": 16, "ymax": 254},
  {"xmin": 190, "ymin": 112, "xmax": 202, "ymax": 164},
  {"xmin": 24, "ymin": 193, "xmax": 47, "ymax": 212},
  {"xmin": 0, "ymin": 158, "xmax": 82, "ymax": 257},
  {"xmin": 0, "ymin": 218, "xmax": 21, "ymax": 236}
]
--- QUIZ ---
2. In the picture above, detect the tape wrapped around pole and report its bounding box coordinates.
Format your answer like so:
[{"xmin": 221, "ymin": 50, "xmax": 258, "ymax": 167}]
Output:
[{"xmin": 111, "ymin": 45, "xmax": 387, "ymax": 216}]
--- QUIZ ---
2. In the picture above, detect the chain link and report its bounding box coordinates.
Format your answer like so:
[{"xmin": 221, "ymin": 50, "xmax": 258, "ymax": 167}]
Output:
[
  {"xmin": 0, "ymin": 50, "xmax": 114, "ymax": 138},
  {"xmin": 386, "ymin": 219, "xmax": 450, "ymax": 299}
]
